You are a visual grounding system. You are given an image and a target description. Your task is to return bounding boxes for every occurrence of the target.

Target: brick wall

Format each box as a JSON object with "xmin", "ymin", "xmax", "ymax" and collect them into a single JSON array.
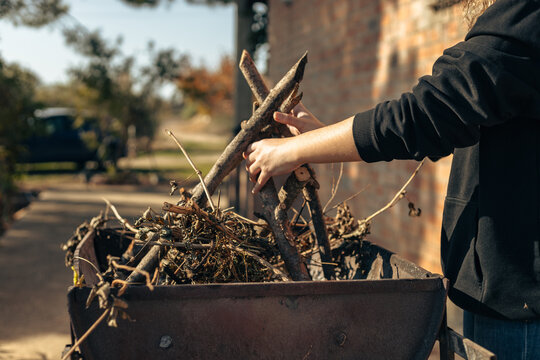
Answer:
[{"xmin": 267, "ymin": 0, "xmax": 468, "ymax": 274}]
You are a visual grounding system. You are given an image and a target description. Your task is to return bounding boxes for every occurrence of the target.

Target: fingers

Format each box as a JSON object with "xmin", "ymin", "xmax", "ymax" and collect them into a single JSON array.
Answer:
[
  {"xmin": 247, "ymin": 162, "xmax": 260, "ymax": 183},
  {"xmin": 273, "ymin": 112, "xmax": 299, "ymax": 127},
  {"xmin": 243, "ymin": 143, "xmax": 255, "ymax": 160},
  {"xmin": 242, "ymin": 139, "xmax": 271, "ymax": 193},
  {"xmin": 252, "ymin": 171, "xmax": 270, "ymax": 195},
  {"xmin": 244, "ymin": 143, "xmax": 260, "ymax": 183},
  {"xmin": 243, "ymin": 143, "xmax": 256, "ymax": 168}
]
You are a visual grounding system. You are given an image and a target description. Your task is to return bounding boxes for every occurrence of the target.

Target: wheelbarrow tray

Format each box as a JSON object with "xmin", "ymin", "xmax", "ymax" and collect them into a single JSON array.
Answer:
[{"xmin": 68, "ymin": 229, "xmax": 448, "ymax": 360}]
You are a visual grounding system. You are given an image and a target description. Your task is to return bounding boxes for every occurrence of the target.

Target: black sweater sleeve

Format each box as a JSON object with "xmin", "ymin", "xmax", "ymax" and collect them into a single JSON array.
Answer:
[{"xmin": 352, "ymin": 2, "xmax": 540, "ymax": 162}]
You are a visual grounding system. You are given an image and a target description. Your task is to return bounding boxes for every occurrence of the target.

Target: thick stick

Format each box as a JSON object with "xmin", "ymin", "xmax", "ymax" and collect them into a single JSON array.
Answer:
[
  {"xmin": 240, "ymin": 50, "xmax": 334, "ymax": 280},
  {"xmin": 303, "ymin": 181, "xmax": 335, "ymax": 280},
  {"xmin": 259, "ymin": 178, "xmax": 310, "ymax": 281},
  {"xmin": 126, "ymin": 232, "xmax": 160, "ymax": 284},
  {"xmin": 239, "ymin": 51, "xmax": 310, "ymax": 280},
  {"xmin": 277, "ymin": 166, "xmax": 311, "ymax": 214},
  {"xmin": 190, "ymin": 51, "xmax": 308, "ymax": 206}
]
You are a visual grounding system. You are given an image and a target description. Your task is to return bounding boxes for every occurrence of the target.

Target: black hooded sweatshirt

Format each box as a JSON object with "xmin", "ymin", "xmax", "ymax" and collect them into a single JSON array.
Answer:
[{"xmin": 352, "ymin": 0, "xmax": 540, "ymax": 320}]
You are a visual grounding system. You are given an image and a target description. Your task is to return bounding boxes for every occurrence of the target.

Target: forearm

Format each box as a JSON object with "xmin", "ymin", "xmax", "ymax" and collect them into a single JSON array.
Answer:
[{"xmin": 291, "ymin": 116, "xmax": 362, "ymax": 164}]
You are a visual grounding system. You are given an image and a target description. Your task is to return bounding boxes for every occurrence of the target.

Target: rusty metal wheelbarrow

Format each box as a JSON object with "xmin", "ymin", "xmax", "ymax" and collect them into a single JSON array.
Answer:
[{"xmin": 66, "ymin": 229, "xmax": 495, "ymax": 359}]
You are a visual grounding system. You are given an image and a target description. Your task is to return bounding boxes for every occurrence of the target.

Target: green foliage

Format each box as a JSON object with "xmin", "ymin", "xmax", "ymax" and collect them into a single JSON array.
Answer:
[
  {"xmin": 119, "ymin": 0, "xmax": 173, "ymax": 7},
  {"xmin": 62, "ymin": 25, "xmax": 186, "ymax": 144},
  {"xmin": 0, "ymin": 0, "xmax": 67, "ymax": 233},
  {"xmin": 0, "ymin": 0, "xmax": 68, "ymax": 27},
  {"xmin": 0, "ymin": 58, "xmax": 39, "ymax": 229},
  {"xmin": 63, "ymin": 28, "xmax": 121, "ymax": 60}
]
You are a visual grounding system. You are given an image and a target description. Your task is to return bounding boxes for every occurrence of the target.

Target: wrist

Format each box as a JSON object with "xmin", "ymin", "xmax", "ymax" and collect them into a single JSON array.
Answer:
[{"xmin": 285, "ymin": 135, "xmax": 305, "ymax": 167}]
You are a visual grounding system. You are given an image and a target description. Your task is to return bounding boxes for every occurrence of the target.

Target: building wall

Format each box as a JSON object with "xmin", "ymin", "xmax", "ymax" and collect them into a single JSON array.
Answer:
[{"xmin": 267, "ymin": 0, "xmax": 468, "ymax": 274}]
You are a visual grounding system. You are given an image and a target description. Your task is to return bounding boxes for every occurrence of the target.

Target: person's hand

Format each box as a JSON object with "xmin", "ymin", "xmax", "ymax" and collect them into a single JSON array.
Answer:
[
  {"xmin": 243, "ymin": 137, "xmax": 301, "ymax": 194},
  {"xmin": 273, "ymin": 102, "xmax": 324, "ymax": 135}
]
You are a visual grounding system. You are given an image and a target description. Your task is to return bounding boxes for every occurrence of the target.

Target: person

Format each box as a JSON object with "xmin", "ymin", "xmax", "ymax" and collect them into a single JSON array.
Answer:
[{"xmin": 243, "ymin": 0, "xmax": 540, "ymax": 358}]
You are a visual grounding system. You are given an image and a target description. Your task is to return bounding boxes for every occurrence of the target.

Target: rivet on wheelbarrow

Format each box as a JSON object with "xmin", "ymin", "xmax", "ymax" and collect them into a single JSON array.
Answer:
[
  {"xmin": 159, "ymin": 335, "xmax": 173, "ymax": 349},
  {"xmin": 334, "ymin": 331, "xmax": 347, "ymax": 347}
]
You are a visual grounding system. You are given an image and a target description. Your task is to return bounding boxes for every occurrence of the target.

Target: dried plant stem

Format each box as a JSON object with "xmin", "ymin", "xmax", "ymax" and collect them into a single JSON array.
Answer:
[
  {"xmin": 134, "ymin": 240, "xmax": 214, "ymax": 250},
  {"xmin": 111, "ymin": 279, "xmax": 130, "ymax": 296},
  {"xmin": 111, "ymin": 260, "xmax": 154, "ymax": 290},
  {"xmin": 224, "ymin": 243, "xmax": 290, "ymax": 281},
  {"xmin": 323, "ymin": 163, "xmax": 344, "ymax": 214},
  {"xmin": 329, "ymin": 185, "xmax": 371, "ymax": 213},
  {"xmin": 365, "ymin": 160, "xmax": 425, "ymax": 223},
  {"xmin": 126, "ymin": 240, "xmax": 161, "ymax": 284},
  {"xmin": 61, "ymin": 308, "xmax": 109, "ymax": 360},
  {"xmin": 229, "ymin": 212, "xmax": 268, "ymax": 227},
  {"xmin": 166, "ymin": 129, "xmax": 216, "ymax": 212},
  {"xmin": 163, "ymin": 202, "xmax": 242, "ymax": 244},
  {"xmin": 73, "ymin": 256, "xmax": 100, "ymax": 276},
  {"xmin": 103, "ymin": 199, "xmax": 138, "ymax": 233},
  {"xmin": 161, "ymin": 203, "xmax": 290, "ymax": 281},
  {"xmin": 291, "ymin": 200, "xmax": 308, "ymax": 226},
  {"xmin": 134, "ymin": 237, "xmax": 289, "ymax": 281},
  {"xmin": 162, "ymin": 202, "xmax": 290, "ymax": 280}
]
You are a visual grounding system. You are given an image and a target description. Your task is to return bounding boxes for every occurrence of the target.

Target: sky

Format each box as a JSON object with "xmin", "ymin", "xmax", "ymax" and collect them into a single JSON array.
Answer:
[{"xmin": 0, "ymin": 0, "xmax": 236, "ymax": 85}]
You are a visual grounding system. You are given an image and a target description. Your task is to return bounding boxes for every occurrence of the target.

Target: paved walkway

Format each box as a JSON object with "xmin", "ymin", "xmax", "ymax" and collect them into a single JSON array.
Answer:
[{"xmin": 0, "ymin": 183, "xmax": 173, "ymax": 360}]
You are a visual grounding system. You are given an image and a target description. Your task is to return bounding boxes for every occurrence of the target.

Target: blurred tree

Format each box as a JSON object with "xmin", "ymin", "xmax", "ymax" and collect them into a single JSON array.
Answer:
[
  {"xmin": 62, "ymin": 26, "xmax": 187, "ymax": 151},
  {"xmin": 120, "ymin": 0, "xmax": 269, "ymax": 136},
  {"xmin": 0, "ymin": 59, "xmax": 39, "ymax": 231},
  {"xmin": 35, "ymin": 82, "xmax": 100, "ymax": 112},
  {"xmin": 0, "ymin": 0, "xmax": 66, "ymax": 232},
  {"xmin": 0, "ymin": 0, "xmax": 68, "ymax": 27},
  {"xmin": 177, "ymin": 55, "xmax": 234, "ymax": 117}
]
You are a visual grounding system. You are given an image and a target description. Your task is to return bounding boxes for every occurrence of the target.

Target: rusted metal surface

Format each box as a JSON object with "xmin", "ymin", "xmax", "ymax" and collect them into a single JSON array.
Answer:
[
  {"xmin": 442, "ymin": 327, "xmax": 497, "ymax": 360},
  {"xmin": 69, "ymin": 240, "xmax": 448, "ymax": 360}
]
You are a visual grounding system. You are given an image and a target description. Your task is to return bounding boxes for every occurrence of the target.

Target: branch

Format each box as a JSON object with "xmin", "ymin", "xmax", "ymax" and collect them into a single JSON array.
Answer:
[
  {"xmin": 61, "ymin": 308, "xmax": 109, "ymax": 360},
  {"xmin": 322, "ymin": 163, "xmax": 344, "ymax": 214},
  {"xmin": 302, "ymin": 168, "xmax": 334, "ymax": 280},
  {"xmin": 126, "ymin": 232, "xmax": 161, "ymax": 284},
  {"xmin": 277, "ymin": 166, "xmax": 311, "ymax": 213},
  {"xmin": 224, "ymin": 243, "xmax": 290, "ymax": 282},
  {"xmin": 240, "ymin": 50, "xmax": 330, "ymax": 280},
  {"xmin": 103, "ymin": 198, "xmax": 138, "ymax": 233},
  {"xmin": 365, "ymin": 160, "xmax": 425, "ymax": 223},
  {"xmin": 328, "ymin": 185, "xmax": 370, "ymax": 213},
  {"xmin": 258, "ymin": 178, "xmax": 311, "ymax": 281},
  {"xmin": 166, "ymin": 129, "xmax": 216, "ymax": 211},
  {"xmin": 190, "ymin": 51, "xmax": 308, "ymax": 206}
]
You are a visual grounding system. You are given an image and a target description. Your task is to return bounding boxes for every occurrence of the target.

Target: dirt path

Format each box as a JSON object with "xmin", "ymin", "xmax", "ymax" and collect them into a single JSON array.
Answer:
[{"xmin": 0, "ymin": 183, "xmax": 172, "ymax": 360}]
